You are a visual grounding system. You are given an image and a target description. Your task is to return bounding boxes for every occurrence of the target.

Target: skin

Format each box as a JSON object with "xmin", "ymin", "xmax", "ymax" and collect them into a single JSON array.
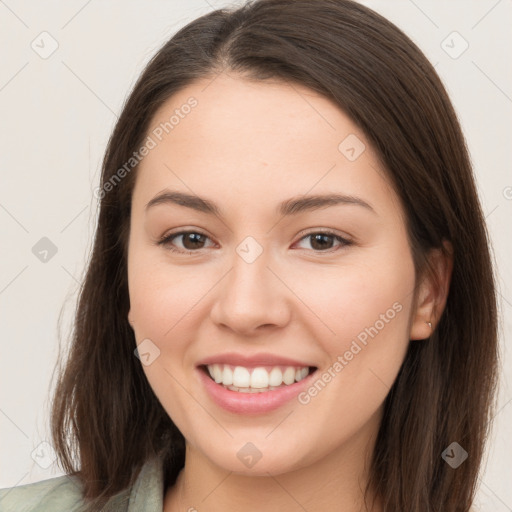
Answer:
[{"xmin": 126, "ymin": 72, "xmax": 451, "ymax": 512}]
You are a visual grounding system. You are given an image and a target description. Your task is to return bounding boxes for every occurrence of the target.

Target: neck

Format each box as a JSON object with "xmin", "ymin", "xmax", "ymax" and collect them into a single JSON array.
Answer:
[{"xmin": 164, "ymin": 411, "xmax": 383, "ymax": 512}]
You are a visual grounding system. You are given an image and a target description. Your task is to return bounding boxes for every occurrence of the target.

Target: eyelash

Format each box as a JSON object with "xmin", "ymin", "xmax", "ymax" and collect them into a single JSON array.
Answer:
[{"xmin": 156, "ymin": 229, "xmax": 353, "ymax": 255}]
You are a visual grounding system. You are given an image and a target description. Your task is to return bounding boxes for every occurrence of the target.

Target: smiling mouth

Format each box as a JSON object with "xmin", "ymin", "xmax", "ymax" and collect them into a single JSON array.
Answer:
[{"xmin": 200, "ymin": 364, "xmax": 317, "ymax": 393}]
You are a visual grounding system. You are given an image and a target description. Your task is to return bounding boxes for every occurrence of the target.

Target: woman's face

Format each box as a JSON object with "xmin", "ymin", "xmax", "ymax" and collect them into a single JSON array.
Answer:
[{"xmin": 127, "ymin": 73, "xmax": 427, "ymax": 476}]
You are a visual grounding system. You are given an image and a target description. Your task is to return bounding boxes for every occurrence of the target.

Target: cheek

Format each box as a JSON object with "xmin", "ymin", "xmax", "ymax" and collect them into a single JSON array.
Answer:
[
  {"xmin": 127, "ymin": 246, "xmax": 207, "ymax": 340},
  {"xmin": 297, "ymin": 254, "xmax": 414, "ymax": 350},
  {"xmin": 127, "ymin": 254, "xmax": 211, "ymax": 435},
  {"xmin": 297, "ymin": 251, "xmax": 415, "ymax": 422}
]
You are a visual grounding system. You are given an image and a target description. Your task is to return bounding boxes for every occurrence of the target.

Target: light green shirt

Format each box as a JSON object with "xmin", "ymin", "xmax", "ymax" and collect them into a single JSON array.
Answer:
[
  {"xmin": 0, "ymin": 455, "xmax": 164, "ymax": 511},
  {"xmin": 0, "ymin": 458, "xmax": 482, "ymax": 511}
]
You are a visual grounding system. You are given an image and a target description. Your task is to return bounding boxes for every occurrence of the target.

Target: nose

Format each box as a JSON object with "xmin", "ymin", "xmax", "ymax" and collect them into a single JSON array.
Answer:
[{"xmin": 209, "ymin": 247, "xmax": 291, "ymax": 337}]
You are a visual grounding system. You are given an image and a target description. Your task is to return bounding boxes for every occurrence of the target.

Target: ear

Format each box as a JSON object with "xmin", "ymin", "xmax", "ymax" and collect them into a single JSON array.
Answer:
[
  {"xmin": 127, "ymin": 309, "xmax": 134, "ymax": 329},
  {"xmin": 410, "ymin": 241, "xmax": 453, "ymax": 340}
]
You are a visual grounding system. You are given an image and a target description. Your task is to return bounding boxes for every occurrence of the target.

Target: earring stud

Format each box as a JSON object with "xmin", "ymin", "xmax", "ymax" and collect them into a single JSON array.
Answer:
[{"xmin": 426, "ymin": 321, "xmax": 432, "ymax": 330}]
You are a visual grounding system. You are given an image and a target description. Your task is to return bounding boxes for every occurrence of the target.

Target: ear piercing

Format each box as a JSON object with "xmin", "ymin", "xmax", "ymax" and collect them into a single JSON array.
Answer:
[{"xmin": 426, "ymin": 321, "xmax": 432, "ymax": 330}]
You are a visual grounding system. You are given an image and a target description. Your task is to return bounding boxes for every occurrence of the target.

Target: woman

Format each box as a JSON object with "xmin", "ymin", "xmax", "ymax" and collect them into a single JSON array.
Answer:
[{"xmin": 0, "ymin": 0, "xmax": 498, "ymax": 510}]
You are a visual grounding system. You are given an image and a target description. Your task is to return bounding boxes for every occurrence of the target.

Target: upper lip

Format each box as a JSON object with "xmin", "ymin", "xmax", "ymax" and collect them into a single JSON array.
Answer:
[{"xmin": 197, "ymin": 352, "xmax": 315, "ymax": 368}]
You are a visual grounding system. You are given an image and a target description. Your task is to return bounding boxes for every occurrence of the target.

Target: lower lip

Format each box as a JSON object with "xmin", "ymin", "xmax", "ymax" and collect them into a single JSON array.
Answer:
[{"xmin": 197, "ymin": 367, "xmax": 316, "ymax": 414}]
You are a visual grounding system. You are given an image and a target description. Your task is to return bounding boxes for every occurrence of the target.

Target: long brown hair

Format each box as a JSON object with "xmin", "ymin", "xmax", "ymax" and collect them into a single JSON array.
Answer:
[{"xmin": 50, "ymin": 1, "xmax": 499, "ymax": 510}]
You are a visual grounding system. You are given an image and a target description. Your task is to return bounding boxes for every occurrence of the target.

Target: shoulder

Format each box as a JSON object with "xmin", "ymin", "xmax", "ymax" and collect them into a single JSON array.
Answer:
[
  {"xmin": 0, "ymin": 473, "xmax": 86, "ymax": 512},
  {"xmin": 0, "ymin": 455, "xmax": 165, "ymax": 512}
]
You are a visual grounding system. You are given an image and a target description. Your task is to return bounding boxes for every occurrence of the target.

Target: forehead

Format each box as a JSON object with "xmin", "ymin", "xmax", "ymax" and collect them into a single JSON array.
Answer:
[{"xmin": 132, "ymin": 72, "xmax": 401, "ymax": 221}]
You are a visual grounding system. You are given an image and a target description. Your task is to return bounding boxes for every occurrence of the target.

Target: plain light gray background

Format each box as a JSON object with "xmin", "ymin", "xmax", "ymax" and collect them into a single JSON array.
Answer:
[{"xmin": 0, "ymin": 0, "xmax": 511, "ymax": 510}]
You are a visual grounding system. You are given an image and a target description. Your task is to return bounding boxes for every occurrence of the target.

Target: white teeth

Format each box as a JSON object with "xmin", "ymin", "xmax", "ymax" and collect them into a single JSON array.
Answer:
[
  {"xmin": 205, "ymin": 364, "xmax": 312, "ymax": 391},
  {"xmin": 228, "ymin": 385, "xmax": 272, "ymax": 393},
  {"xmin": 232, "ymin": 366, "xmax": 251, "ymax": 387},
  {"xmin": 222, "ymin": 365, "xmax": 233, "ymax": 386},
  {"xmin": 283, "ymin": 367, "xmax": 296, "ymax": 385},
  {"xmin": 269, "ymin": 367, "xmax": 283, "ymax": 387},
  {"xmin": 212, "ymin": 364, "xmax": 222, "ymax": 384},
  {"xmin": 250, "ymin": 367, "xmax": 269, "ymax": 388}
]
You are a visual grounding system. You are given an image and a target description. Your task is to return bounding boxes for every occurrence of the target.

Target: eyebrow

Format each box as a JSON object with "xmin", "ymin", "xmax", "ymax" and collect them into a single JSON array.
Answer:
[{"xmin": 145, "ymin": 190, "xmax": 376, "ymax": 217}]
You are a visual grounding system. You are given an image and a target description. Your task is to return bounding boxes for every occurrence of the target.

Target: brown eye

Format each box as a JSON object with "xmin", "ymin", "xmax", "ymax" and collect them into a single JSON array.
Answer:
[
  {"xmin": 309, "ymin": 233, "xmax": 336, "ymax": 251},
  {"xmin": 295, "ymin": 231, "xmax": 352, "ymax": 252},
  {"xmin": 157, "ymin": 229, "xmax": 352, "ymax": 255},
  {"xmin": 158, "ymin": 231, "xmax": 214, "ymax": 254}
]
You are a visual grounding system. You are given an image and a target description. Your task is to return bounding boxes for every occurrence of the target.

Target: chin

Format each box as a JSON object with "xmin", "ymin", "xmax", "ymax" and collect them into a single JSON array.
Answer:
[{"xmin": 196, "ymin": 438, "xmax": 312, "ymax": 476}]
